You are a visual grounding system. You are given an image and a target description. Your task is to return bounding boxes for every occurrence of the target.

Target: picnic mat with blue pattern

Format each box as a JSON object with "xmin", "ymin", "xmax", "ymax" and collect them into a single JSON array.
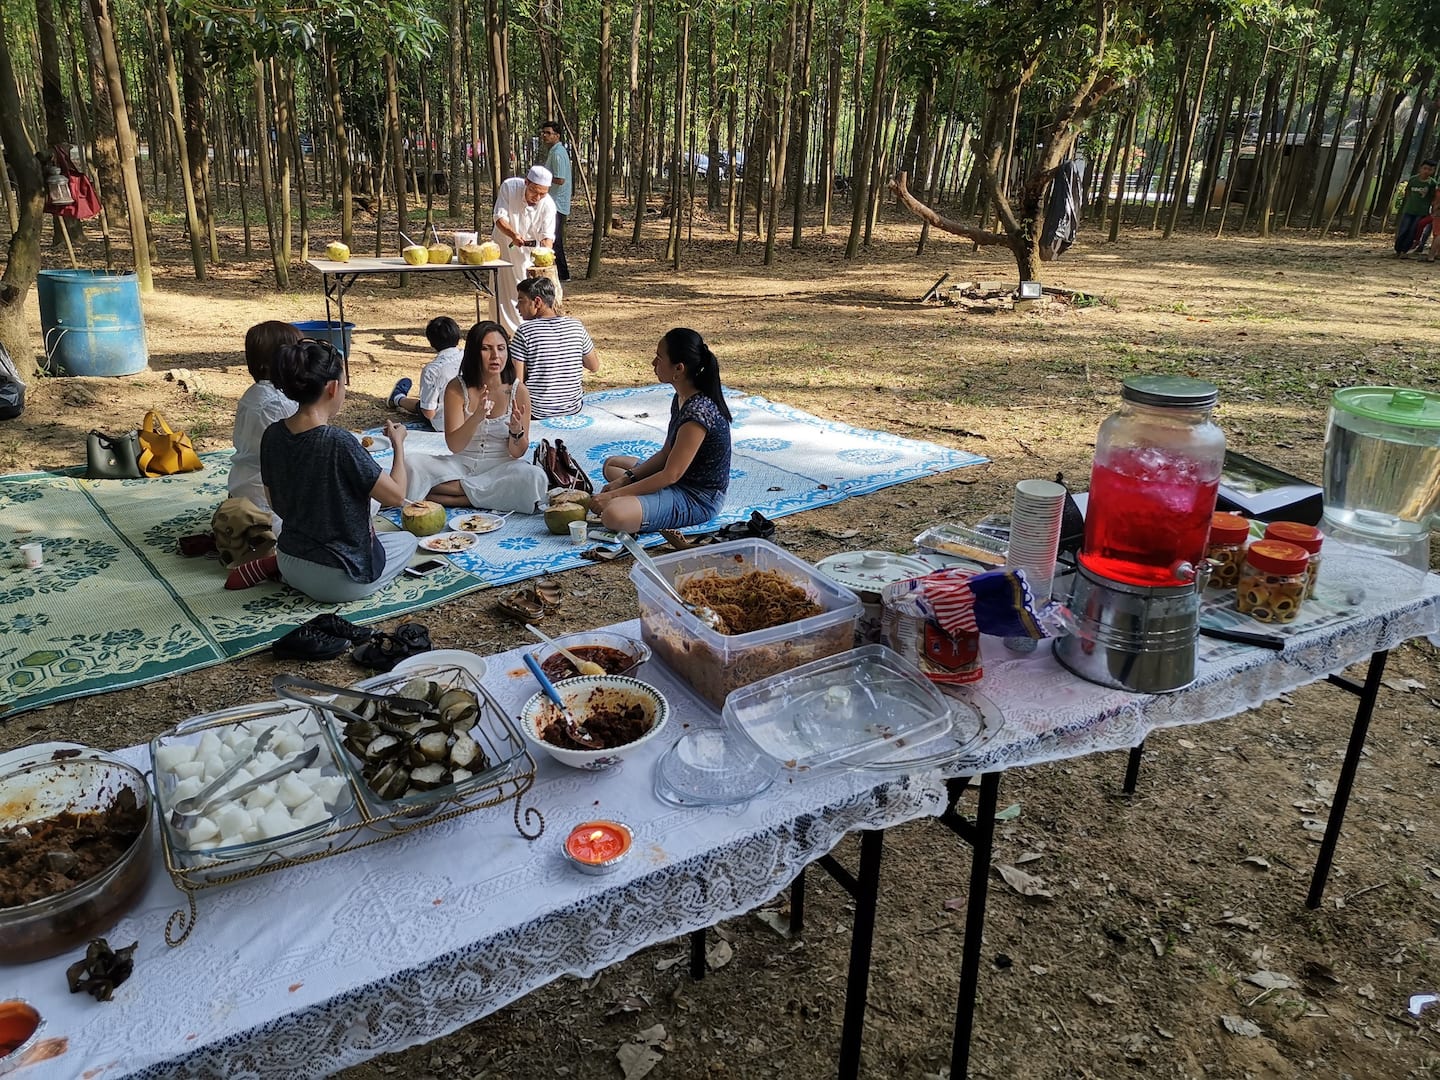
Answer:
[{"xmin": 0, "ymin": 386, "xmax": 985, "ymax": 719}]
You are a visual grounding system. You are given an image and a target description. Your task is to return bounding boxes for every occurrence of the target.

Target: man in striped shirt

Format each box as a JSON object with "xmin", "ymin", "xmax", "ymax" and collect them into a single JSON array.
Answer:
[{"xmin": 510, "ymin": 278, "xmax": 600, "ymax": 418}]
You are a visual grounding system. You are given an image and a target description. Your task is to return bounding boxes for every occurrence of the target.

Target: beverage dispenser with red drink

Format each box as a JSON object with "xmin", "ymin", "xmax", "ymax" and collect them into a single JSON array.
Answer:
[{"xmin": 1055, "ymin": 376, "xmax": 1225, "ymax": 692}]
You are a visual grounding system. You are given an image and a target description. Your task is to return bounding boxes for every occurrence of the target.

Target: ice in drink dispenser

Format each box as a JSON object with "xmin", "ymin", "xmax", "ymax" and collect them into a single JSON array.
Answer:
[{"xmin": 1056, "ymin": 376, "xmax": 1225, "ymax": 693}]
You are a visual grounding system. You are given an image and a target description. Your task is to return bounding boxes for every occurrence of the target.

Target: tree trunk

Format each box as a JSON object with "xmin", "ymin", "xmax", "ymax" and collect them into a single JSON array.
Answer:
[
  {"xmin": 156, "ymin": 0, "xmax": 205, "ymax": 278},
  {"xmin": 819, "ymin": 0, "xmax": 846, "ymax": 233},
  {"xmin": 88, "ymin": 0, "xmax": 151, "ymax": 291},
  {"xmin": 588, "ymin": 0, "xmax": 613, "ymax": 277},
  {"xmin": 1258, "ymin": 39, "xmax": 1308, "ymax": 237},
  {"xmin": 1284, "ymin": 40, "xmax": 1339, "ymax": 226},
  {"xmin": 1352, "ymin": 89, "xmax": 1401, "ymax": 238},
  {"xmin": 385, "ymin": 53, "xmax": 409, "ymax": 269},
  {"xmin": 667, "ymin": 8, "xmax": 692, "ymax": 267},
  {"xmin": 706, "ymin": 20, "xmax": 722, "ymax": 211},
  {"xmin": 1215, "ymin": 52, "xmax": 1260, "ymax": 238},
  {"xmin": 486, "ymin": 0, "xmax": 514, "ymax": 182},
  {"xmin": 324, "ymin": 40, "xmax": 353, "ymax": 249},
  {"xmin": 1164, "ymin": 24, "xmax": 1215, "ymax": 238},
  {"xmin": 1241, "ymin": 63, "xmax": 1281, "ymax": 230},
  {"xmin": 846, "ymin": 0, "xmax": 869, "ymax": 186},
  {"xmin": 625, "ymin": 0, "xmax": 643, "ymax": 200},
  {"xmin": 252, "ymin": 59, "xmax": 287, "ymax": 287},
  {"xmin": 1324, "ymin": 84, "xmax": 1399, "ymax": 234},
  {"xmin": 1110, "ymin": 93, "xmax": 1139, "ymax": 242},
  {"xmin": 0, "ymin": 3, "xmax": 49, "ymax": 376},
  {"xmin": 632, "ymin": 0, "xmax": 656, "ymax": 244},
  {"xmin": 1309, "ymin": 14, "xmax": 1366, "ymax": 230},
  {"xmin": 1373, "ymin": 74, "xmax": 1430, "ymax": 233},
  {"xmin": 844, "ymin": 34, "xmax": 887, "ymax": 258},
  {"xmin": 448, "ymin": 2, "xmax": 464, "ymax": 218},
  {"xmin": 271, "ymin": 60, "xmax": 294, "ymax": 268},
  {"xmin": 78, "ymin": 0, "xmax": 126, "ymax": 248},
  {"xmin": 180, "ymin": 23, "xmax": 219, "ymax": 263},
  {"xmin": 1193, "ymin": 53, "xmax": 1239, "ymax": 225},
  {"xmin": 789, "ymin": 0, "xmax": 816, "ymax": 248},
  {"xmin": 726, "ymin": 1, "xmax": 741, "ymax": 234},
  {"xmin": 763, "ymin": 2, "xmax": 798, "ymax": 264}
]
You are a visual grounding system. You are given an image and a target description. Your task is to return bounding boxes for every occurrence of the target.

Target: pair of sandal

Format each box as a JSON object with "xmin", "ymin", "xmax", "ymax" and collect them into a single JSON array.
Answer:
[
  {"xmin": 495, "ymin": 578, "xmax": 563, "ymax": 622},
  {"xmin": 660, "ymin": 511, "xmax": 778, "ymax": 551}
]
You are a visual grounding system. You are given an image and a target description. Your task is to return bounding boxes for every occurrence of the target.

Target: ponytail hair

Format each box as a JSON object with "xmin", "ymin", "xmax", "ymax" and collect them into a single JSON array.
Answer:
[
  {"xmin": 662, "ymin": 327, "xmax": 731, "ymax": 421},
  {"xmin": 272, "ymin": 338, "xmax": 344, "ymax": 405}
]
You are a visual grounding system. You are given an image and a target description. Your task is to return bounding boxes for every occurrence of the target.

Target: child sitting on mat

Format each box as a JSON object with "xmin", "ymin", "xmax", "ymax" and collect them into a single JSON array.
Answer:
[
  {"xmin": 389, "ymin": 316, "xmax": 463, "ymax": 431},
  {"xmin": 230, "ymin": 320, "xmax": 303, "ymax": 517}
]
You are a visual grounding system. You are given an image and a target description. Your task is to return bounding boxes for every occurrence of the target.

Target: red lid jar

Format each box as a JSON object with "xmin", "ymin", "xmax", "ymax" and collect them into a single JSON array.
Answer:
[
  {"xmin": 1244, "ymin": 540, "xmax": 1309, "ymax": 576},
  {"xmin": 1262, "ymin": 522, "xmax": 1324, "ymax": 599},
  {"xmin": 1204, "ymin": 512, "xmax": 1251, "ymax": 590}
]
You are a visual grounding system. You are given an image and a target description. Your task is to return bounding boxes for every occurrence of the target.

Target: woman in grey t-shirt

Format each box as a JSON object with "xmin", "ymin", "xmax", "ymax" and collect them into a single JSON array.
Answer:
[
  {"xmin": 261, "ymin": 340, "xmax": 418, "ymax": 603},
  {"xmin": 593, "ymin": 328, "xmax": 732, "ymax": 533}
]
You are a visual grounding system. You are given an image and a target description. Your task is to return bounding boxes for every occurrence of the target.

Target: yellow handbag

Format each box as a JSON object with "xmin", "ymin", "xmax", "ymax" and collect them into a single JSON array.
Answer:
[{"xmin": 138, "ymin": 410, "xmax": 203, "ymax": 476}]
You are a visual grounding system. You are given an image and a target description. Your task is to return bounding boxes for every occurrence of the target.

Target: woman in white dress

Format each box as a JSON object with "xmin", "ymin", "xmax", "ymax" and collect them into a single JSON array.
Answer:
[{"xmin": 404, "ymin": 321, "xmax": 548, "ymax": 513}]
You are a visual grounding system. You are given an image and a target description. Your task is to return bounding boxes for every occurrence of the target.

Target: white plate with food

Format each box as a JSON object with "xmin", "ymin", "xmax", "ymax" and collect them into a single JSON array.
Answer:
[
  {"xmin": 418, "ymin": 532, "xmax": 478, "ymax": 553},
  {"xmin": 451, "ymin": 512, "xmax": 506, "ymax": 534},
  {"xmin": 357, "ymin": 433, "xmax": 392, "ymax": 454}
]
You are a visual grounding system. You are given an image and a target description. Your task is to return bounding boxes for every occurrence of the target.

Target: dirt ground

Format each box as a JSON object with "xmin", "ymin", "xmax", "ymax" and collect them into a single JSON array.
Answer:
[{"xmin": 5, "ymin": 208, "xmax": 1440, "ymax": 1079}]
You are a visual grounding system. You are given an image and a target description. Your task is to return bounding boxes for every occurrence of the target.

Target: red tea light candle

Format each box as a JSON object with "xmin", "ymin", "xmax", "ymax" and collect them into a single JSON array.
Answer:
[{"xmin": 563, "ymin": 820, "xmax": 633, "ymax": 875}]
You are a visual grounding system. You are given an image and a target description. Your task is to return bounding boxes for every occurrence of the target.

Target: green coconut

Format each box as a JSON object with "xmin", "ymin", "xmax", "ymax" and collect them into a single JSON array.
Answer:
[
  {"xmin": 544, "ymin": 503, "xmax": 587, "ymax": 535},
  {"xmin": 401, "ymin": 501, "xmax": 448, "ymax": 536}
]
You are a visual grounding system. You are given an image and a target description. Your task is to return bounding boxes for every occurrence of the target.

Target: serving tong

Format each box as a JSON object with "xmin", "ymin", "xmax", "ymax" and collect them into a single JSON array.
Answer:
[
  {"xmin": 170, "ymin": 745, "xmax": 320, "ymax": 831},
  {"xmin": 272, "ymin": 674, "xmax": 437, "ymax": 729},
  {"xmin": 616, "ymin": 532, "xmax": 726, "ymax": 632}
]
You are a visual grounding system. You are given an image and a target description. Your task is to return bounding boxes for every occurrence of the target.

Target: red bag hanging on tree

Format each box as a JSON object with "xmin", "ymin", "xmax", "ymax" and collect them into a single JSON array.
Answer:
[{"xmin": 45, "ymin": 145, "xmax": 100, "ymax": 220}]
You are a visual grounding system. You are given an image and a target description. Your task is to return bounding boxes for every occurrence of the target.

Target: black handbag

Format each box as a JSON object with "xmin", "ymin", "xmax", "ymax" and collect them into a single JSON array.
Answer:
[{"xmin": 86, "ymin": 430, "xmax": 145, "ymax": 480}]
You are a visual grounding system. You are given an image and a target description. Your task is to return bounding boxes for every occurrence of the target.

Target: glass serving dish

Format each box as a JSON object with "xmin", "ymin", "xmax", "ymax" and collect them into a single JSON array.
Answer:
[
  {"xmin": 722, "ymin": 644, "xmax": 956, "ymax": 772},
  {"xmin": 527, "ymin": 630, "xmax": 651, "ymax": 681},
  {"xmin": 150, "ymin": 701, "xmax": 356, "ymax": 873},
  {"xmin": 318, "ymin": 662, "xmax": 530, "ymax": 819},
  {"xmin": 0, "ymin": 757, "xmax": 154, "ymax": 964},
  {"xmin": 652, "ymin": 729, "xmax": 778, "ymax": 807},
  {"xmin": 913, "ymin": 523, "xmax": 1008, "ymax": 569}
]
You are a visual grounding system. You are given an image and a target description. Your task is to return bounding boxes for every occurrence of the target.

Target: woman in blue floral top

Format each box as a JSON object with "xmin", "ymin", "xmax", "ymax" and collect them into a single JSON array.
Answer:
[{"xmin": 595, "ymin": 328, "xmax": 732, "ymax": 533}]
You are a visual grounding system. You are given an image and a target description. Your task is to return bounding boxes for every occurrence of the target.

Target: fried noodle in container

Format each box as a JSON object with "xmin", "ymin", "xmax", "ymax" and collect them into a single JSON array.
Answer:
[{"xmin": 881, "ymin": 567, "xmax": 1059, "ymax": 685}]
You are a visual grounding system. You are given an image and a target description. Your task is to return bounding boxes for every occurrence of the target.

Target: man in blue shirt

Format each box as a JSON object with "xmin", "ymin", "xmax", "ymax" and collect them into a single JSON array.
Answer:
[{"xmin": 541, "ymin": 120, "xmax": 572, "ymax": 281}]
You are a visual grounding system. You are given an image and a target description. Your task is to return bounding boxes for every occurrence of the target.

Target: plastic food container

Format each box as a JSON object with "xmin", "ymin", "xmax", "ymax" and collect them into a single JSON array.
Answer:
[
  {"xmin": 630, "ymin": 538, "xmax": 862, "ymax": 710},
  {"xmin": 0, "ymin": 757, "xmax": 153, "ymax": 964},
  {"xmin": 722, "ymin": 645, "xmax": 956, "ymax": 771},
  {"xmin": 1236, "ymin": 540, "xmax": 1309, "ymax": 623},
  {"xmin": 912, "ymin": 524, "xmax": 1008, "ymax": 569}
]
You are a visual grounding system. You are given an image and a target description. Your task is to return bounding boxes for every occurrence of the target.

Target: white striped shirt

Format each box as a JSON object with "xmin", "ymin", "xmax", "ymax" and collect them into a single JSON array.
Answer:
[{"xmin": 511, "ymin": 316, "xmax": 594, "ymax": 417}]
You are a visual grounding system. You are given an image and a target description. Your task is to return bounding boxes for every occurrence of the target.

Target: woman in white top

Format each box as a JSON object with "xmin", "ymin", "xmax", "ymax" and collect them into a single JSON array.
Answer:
[
  {"xmin": 230, "ymin": 320, "xmax": 302, "ymax": 513},
  {"xmin": 403, "ymin": 321, "xmax": 548, "ymax": 513}
]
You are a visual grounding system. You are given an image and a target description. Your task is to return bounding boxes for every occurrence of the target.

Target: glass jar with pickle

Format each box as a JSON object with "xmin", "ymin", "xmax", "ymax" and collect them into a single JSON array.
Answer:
[
  {"xmin": 1204, "ymin": 512, "xmax": 1251, "ymax": 589},
  {"xmin": 1236, "ymin": 540, "xmax": 1309, "ymax": 624}
]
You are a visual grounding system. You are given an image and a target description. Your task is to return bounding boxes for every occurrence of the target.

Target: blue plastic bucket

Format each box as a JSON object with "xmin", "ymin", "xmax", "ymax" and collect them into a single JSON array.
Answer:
[
  {"xmin": 291, "ymin": 319, "xmax": 355, "ymax": 358},
  {"xmin": 37, "ymin": 269, "xmax": 149, "ymax": 377}
]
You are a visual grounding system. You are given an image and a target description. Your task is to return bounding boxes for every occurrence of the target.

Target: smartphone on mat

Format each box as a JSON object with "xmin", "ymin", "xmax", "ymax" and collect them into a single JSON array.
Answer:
[{"xmin": 404, "ymin": 558, "xmax": 448, "ymax": 578}]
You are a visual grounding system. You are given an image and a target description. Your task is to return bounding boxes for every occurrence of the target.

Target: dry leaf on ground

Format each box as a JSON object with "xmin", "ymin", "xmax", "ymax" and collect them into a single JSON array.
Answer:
[
  {"xmin": 995, "ymin": 863, "xmax": 1054, "ymax": 899},
  {"xmin": 1221, "ymin": 1015, "xmax": 1262, "ymax": 1038}
]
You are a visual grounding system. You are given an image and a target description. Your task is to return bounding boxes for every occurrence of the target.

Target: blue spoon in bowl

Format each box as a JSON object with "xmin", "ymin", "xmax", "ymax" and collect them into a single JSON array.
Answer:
[{"xmin": 523, "ymin": 653, "xmax": 601, "ymax": 748}]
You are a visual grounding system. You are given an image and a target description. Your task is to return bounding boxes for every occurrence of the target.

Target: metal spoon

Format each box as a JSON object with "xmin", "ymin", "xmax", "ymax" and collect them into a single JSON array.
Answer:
[
  {"xmin": 525, "ymin": 623, "xmax": 607, "ymax": 677},
  {"xmin": 616, "ymin": 532, "xmax": 727, "ymax": 633},
  {"xmin": 171, "ymin": 745, "xmax": 320, "ymax": 831},
  {"xmin": 522, "ymin": 653, "xmax": 602, "ymax": 749}
]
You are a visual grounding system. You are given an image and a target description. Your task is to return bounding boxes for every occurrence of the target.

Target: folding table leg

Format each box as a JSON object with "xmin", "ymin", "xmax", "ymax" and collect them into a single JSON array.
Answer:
[
  {"xmin": 689, "ymin": 928, "xmax": 706, "ymax": 981},
  {"xmin": 1123, "ymin": 741, "xmax": 1145, "ymax": 794},
  {"xmin": 1308, "ymin": 650, "xmax": 1389, "ymax": 909},
  {"xmin": 836, "ymin": 830, "xmax": 884, "ymax": 1080},
  {"xmin": 949, "ymin": 772, "xmax": 1001, "ymax": 1080},
  {"xmin": 790, "ymin": 867, "xmax": 807, "ymax": 934}
]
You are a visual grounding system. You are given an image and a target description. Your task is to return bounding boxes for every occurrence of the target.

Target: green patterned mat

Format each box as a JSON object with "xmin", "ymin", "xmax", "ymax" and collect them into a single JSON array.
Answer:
[{"xmin": 0, "ymin": 454, "xmax": 481, "ymax": 720}]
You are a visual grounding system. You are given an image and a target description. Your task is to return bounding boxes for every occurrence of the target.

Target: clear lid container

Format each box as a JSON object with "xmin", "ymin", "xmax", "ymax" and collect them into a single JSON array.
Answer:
[
  {"xmin": 721, "ymin": 644, "xmax": 954, "ymax": 771},
  {"xmin": 652, "ymin": 729, "xmax": 778, "ymax": 807}
]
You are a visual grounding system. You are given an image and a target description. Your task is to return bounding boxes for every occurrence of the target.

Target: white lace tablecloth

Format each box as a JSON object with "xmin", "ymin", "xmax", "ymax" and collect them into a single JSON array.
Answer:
[
  {"xmin": 946, "ymin": 544, "xmax": 1440, "ymax": 775},
  {"xmin": 16, "ymin": 627, "xmax": 947, "ymax": 1080}
]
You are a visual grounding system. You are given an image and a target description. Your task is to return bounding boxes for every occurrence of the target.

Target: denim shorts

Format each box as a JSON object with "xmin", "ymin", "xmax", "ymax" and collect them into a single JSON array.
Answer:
[{"xmin": 637, "ymin": 485, "xmax": 725, "ymax": 532}]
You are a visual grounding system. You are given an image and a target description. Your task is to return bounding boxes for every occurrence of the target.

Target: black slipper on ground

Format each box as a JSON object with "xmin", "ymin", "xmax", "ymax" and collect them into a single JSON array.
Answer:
[
  {"xmin": 717, "ymin": 511, "xmax": 777, "ymax": 542},
  {"xmin": 351, "ymin": 622, "xmax": 432, "ymax": 672},
  {"xmin": 273, "ymin": 622, "xmax": 351, "ymax": 662},
  {"xmin": 306, "ymin": 613, "xmax": 375, "ymax": 643}
]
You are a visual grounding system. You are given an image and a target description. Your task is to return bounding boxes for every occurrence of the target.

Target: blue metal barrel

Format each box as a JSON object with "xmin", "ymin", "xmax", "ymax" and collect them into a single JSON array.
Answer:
[
  {"xmin": 291, "ymin": 319, "xmax": 355, "ymax": 358},
  {"xmin": 37, "ymin": 269, "xmax": 149, "ymax": 377}
]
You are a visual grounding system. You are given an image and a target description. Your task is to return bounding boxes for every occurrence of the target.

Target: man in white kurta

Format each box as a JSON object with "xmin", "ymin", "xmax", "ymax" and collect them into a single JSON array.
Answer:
[{"xmin": 491, "ymin": 165, "xmax": 557, "ymax": 333}]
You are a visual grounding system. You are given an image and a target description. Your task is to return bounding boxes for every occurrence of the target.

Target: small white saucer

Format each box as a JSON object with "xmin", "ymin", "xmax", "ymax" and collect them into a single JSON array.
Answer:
[{"xmin": 390, "ymin": 649, "xmax": 488, "ymax": 683}]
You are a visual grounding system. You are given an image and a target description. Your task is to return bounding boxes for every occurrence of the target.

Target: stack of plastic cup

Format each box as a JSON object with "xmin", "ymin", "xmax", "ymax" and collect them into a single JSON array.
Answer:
[
  {"xmin": 1006, "ymin": 478, "xmax": 1067, "ymax": 601},
  {"xmin": 1003, "ymin": 479, "xmax": 1066, "ymax": 654}
]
